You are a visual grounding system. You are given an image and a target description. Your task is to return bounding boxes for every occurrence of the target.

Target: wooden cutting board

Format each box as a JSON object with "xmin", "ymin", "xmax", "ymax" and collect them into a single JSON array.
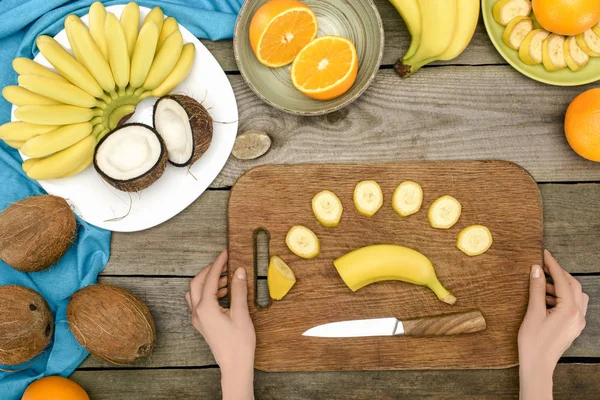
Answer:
[{"xmin": 227, "ymin": 161, "xmax": 542, "ymax": 371}]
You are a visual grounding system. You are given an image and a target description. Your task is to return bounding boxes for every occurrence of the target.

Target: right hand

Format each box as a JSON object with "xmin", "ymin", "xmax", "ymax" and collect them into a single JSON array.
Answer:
[{"xmin": 518, "ymin": 250, "xmax": 589, "ymax": 399}]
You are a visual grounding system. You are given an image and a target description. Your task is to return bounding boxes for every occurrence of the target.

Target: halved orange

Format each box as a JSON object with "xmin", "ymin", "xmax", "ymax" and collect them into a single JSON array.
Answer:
[
  {"xmin": 249, "ymin": 0, "xmax": 318, "ymax": 68},
  {"xmin": 291, "ymin": 36, "xmax": 358, "ymax": 101}
]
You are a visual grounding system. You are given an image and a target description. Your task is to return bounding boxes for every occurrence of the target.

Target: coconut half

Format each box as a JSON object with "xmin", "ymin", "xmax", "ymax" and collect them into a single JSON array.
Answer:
[
  {"xmin": 94, "ymin": 123, "xmax": 167, "ymax": 192},
  {"xmin": 153, "ymin": 94, "xmax": 213, "ymax": 167}
]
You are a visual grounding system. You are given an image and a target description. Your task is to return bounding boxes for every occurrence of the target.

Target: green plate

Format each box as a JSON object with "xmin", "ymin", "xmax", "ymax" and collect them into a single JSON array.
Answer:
[
  {"xmin": 234, "ymin": 0, "xmax": 384, "ymax": 115},
  {"xmin": 482, "ymin": 0, "xmax": 600, "ymax": 86}
]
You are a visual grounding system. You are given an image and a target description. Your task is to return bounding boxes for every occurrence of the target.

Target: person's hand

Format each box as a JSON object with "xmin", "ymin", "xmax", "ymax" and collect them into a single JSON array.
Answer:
[
  {"xmin": 186, "ymin": 250, "xmax": 256, "ymax": 400},
  {"xmin": 518, "ymin": 250, "xmax": 589, "ymax": 400}
]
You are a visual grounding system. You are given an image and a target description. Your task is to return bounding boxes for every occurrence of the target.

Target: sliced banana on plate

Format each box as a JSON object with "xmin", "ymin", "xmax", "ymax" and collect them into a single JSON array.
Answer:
[
  {"xmin": 564, "ymin": 36, "xmax": 590, "ymax": 72},
  {"xmin": 428, "ymin": 195, "xmax": 462, "ymax": 229},
  {"xmin": 493, "ymin": 0, "xmax": 532, "ymax": 26},
  {"xmin": 576, "ymin": 29, "xmax": 600, "ymax": 57},
  {"xmin": 503, "ymin": 16, "xmax": 533, "ymax": 50},
  {"xmin": 392, "ymin": 181, "xmax": 423, "ymax": 217},
  {"xmin": 353, "ymin": 180, "xmax": 383, "ymax": 217},
  {"xmin": 286, "ymin": 225, "xmax": 320, "ymax": 259},
  {"xmin": 519, "ymin": 29, "xmax": 550, "ymax": 65},
  {"xmin": 312, "ymin": 190, "xmax": 343, "ymax": 227},
  {"xmin": 542, "ymin": 34, "xmax": 567, "ymax": 72},
  {"xmin": 457, "ymin": 225, "xmax": 493, "ymax": 256},
  {"xmin": 268, "ymin": 255, "xmax": 297, "ymax": 300}
]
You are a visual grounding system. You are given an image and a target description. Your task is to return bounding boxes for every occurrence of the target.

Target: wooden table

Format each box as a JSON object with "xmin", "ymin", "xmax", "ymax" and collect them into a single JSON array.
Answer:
[{"xmin": 71, "ymin": 2, "xmax": 600, "ymax": 398}]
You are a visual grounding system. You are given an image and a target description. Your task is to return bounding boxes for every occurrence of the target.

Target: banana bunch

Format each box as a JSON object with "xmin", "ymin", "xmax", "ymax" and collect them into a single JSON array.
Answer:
[
  {"xmin": 0, "ymin": 2, "xmax": 196, "ymax": 180},
  {"xmin": 389, "ymin": 0, "xmax": 480, "ymax": 77}
]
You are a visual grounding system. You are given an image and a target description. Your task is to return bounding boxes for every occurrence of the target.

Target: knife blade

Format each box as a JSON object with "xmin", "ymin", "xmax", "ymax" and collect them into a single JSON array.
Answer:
[{"xmin": 302, "ymin": 310, "xmax": 486, "ymax": 338}]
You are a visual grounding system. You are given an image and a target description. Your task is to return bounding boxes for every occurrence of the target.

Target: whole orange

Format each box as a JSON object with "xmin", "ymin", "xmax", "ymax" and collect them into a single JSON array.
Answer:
[
  {"xmin": 565, "ymin": 88, "xmax": 600, "ymax": 162},
  {"xmin": 22, "ymin": 376, "xmax": 89, "ymax": 400},
  {"xmin": 532, "ymin": 0, "xmax": 600, "ymax": 36}
]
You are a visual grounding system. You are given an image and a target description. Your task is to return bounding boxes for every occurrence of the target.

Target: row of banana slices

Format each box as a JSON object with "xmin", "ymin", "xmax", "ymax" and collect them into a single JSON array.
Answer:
[{"xmin": 495, "ymin": 0, "xmax": 600, "ymax": 72}]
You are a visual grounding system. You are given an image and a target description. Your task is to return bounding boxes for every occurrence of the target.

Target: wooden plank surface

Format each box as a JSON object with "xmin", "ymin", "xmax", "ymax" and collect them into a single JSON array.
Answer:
[
  {"xmin": 200, "ymin": 0, "xmax": 504, "ymax": 72},
  {"xmin": 79, "ymin": 275, "xmax": 599, "ymax": 369},
  {"xmin": 207, "ymin": 69, "xmax": 600, "ymax": 189},
  {"xmin": 106, "ymin": 184, "xmax": 600, "ymax": 276},
  {"xmin": 228, "ymin": 161, "xmax": 542, "ymax": 371},
  {"xmin": 71, "ymin": 364, "xmax": 600, "ymax": 399}
]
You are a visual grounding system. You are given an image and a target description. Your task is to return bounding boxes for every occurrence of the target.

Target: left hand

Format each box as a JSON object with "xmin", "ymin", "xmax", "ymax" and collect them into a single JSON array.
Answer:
[{"xmin": 186, "ymin": 250, "xmax": 256, "ymax": 399}]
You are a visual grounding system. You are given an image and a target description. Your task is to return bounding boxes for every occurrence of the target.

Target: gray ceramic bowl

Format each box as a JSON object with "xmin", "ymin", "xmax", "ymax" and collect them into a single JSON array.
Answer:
[{"xmin": 234, "ymin": 0, "xmax": 384, "ymax": 116}]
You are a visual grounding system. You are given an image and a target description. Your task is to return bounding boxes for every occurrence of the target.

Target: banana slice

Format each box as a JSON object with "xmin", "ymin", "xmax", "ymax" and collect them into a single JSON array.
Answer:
[
  {"xmin": 519, "ymin": 29, "xmax": 550, "ymax": 65},
  {"xmin": 392, "ymin": 181, "xmax": 423, "ymax": 217},
  {"xmin": 503, "ymin": 17, "xmax": 533, "ymax": 50},
  {"xmin": 576, "ymin": 29, "xmax": 600, "ymax": 57},
  {"xmin": 353, "ymin": 180, "xmax": 383, "ymax": 217},
  {"xmin": 564, "ymin": 36, "xmax": 590, "ymax": 72},
  {"xmin": 312, "ymin": 190, "xmax": 343, "ymax": 227},
  {"xmin": 268, "ymin": 256, "xmax": 297, "ymax": 300},
  {"xmin": 542, "ymin": 34, "xmax": 567, "ymax": 72},
  {"xmin": 493, "ymin": 0, "xmax": 532, "ymax": 26},
  {"xmin": 594, "ymin": 21, "xmax": 600, "ymax": 38},
  {"xmin": 457, "ymin": 225, "xmax": 493, "ymax": 256},
  {"xmin": 428, "ymin": 195, "xmax": 462, "ymax": 229},
  {"xmin": 286, "ymin": 226, "xmax": 320, "ymax": 259}
]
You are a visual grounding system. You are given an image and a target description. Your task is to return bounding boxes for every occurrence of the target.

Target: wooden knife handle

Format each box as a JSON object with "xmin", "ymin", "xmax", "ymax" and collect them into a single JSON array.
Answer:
[{"xmin": 402, "ymin": 310, "xmax": 487, "ymax": 336}]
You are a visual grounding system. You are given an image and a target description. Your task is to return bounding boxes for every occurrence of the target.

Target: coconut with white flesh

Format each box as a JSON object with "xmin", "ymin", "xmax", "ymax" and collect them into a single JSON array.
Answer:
[
  {"xmin": 94, "ymin": 123, "xmax": 168, "ymax": 192},
  {"xmin": 153, "ymin": 94, "xmax": 213, "ymax": 167}
]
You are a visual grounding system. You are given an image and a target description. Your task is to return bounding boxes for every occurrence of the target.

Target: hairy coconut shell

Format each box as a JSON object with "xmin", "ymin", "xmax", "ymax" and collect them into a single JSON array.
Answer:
[
  {"xmin": 0, "ymin": 285, "xmax": 53, "ymax": 366},
  {"xmin": 0, "ymin": 195, "xmax": 76, "ymax": 272},
  {"xmin": 67, "ymin": 284, "xmax": 156, "ymax": 364},
  {"xmin": 93, "ymin": 123, "xmax": 168, "ymax": 193},
  {"xmin": 153, "ymin": 94, "xmax": 213, "ymax": 167}
]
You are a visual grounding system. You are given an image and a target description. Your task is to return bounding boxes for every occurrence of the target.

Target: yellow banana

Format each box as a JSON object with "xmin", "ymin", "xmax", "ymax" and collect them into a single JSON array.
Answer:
[
  {"xmin": 0, "ymin": 122, "xmax": 58, "ymax": 141},
  {"xmin": 141, "ymin": 30, "xmax": 183, "ymax": 91},
  {"xmin": 334, "ymin": 244, "xmax": 456, "ymax": 305},
  {"xmin": 143, "ymin": 7, "xmax": 164, "ymax": 32},
  {"xmin": 3, "ymin": 140, "xmax": 25, "ymax": 149},
  {"xmin": 388, "ymin": 0, "xmax": 422, "ymax": 60},
  {"xmin": 129, "ymin": 21, "xmax": 160, "ymax": 89},
  {"xmin": 145, "ymin": 42, "xmax": 195, "ymax": 99},
  {"xmin": 24, "ymin": 135, "xmax": 96, "ymax": 180},
  {"xmin": 67, "ymin": 17, "xmax": 116, "ymax": 95},
  {"xmin": 120, "ymin": 2, "xmax": 140, "ymax": 58},
  {"xmin": 18, "ymin": 74, "xmax": 102, "ymax": 108},
  {"xmin": 15, "ymin": 105, "xmax": 99, "ymax": 125},
  {"xmin": 21, "ymin": 122, "xmax": 93, "ymax": 158},
  {"xmin": 89, "ymin": 2, "xmax": 108, "ymax": 59},
  {"xmin": 12, "ymin": 57, "xmax": 68, "ymax": 82},
  {"xmin": 65, "ymin": 14, "xmax": 85, "ymax": 63},
  {"xmin": 438, "ymin": 0, "xmax": 480, "ymax": 61},
  {"xmin": 157, "ymin": 17, "xmax": 179, "ymax": 51},
  {"xmin": 108, "ymin": 104, "xmax": 136, "ymax": 129},
  {"xmin": 105, "ymin": 12, "xmax": 130, "ymax": 93},
  {"xmin": 396, "ymin": 0, "xmax": 457, "ymax": 77},
  {"xmin": 61, "ymin": 154, "xmax": 94, "ymax": 178},
  {"xmin": 2, "ymin": 86, "xmax": 60, "ymax": 106},
  {"xmin": 36, "ymin": 35, "xmax": 104, "ymax": 98}
]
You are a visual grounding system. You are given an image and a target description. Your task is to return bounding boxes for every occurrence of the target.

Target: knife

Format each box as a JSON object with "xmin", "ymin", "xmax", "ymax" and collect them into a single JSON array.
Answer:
[{"xmin": 302, "ymin": 310, "xmax": 486, "ymax": 338}]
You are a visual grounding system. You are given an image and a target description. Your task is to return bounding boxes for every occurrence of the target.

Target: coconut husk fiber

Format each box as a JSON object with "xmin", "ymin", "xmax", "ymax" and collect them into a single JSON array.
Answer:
[
  {"xmin": 0, "ymin": 285, "xmax": 53, "ymax": 366},
  {"xmin": 0, "ymin": 195, "xmax": 76, "ymax": 272},
  {"xmin": 67, "ymin": 284, "xmax": 156, "ymax": 365}
]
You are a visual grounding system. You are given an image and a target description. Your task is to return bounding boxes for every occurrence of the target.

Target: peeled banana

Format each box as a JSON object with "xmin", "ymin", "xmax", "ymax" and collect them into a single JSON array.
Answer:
[
  {"xmin": 286, "ymin": 225, "xmax": 320, "ymax": 259},
  {"xmin": 457, "ymin": 225, "xmax": 493, "ymax": 256},
  {"xmin": 312, "ymin": 190, "xmax": 343, "ymax": 227},
  {"xmin": 334, "ymin": 244, "xmax": 457, "ymax": 305},
  {"xmin": 392, "ymin": 181, "xmax": 423, "ymax": 216},
  {"xmin": 0, "ymin": 3, "xmax": 196, "ymax": 181},
  {"xmin": 392, "ymin": 0, "xmax": 480, "ymax": 77},
  {"xmin": 353, "ymin": 180, "xmax": 383, "ymax": 217}
]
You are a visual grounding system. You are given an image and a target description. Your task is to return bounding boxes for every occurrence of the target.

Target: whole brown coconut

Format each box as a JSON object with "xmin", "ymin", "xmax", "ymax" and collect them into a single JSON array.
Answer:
[
  {"xmin": 0, "ymin": 285, "xmax": 53, "ymax": 366},
  {"xmin": 0, "ymin": 195, "xmax": 76, "ymax": 272},
  {"xmin": 67, "ymin": 284, "xmax": 156, "ymax": 364}
]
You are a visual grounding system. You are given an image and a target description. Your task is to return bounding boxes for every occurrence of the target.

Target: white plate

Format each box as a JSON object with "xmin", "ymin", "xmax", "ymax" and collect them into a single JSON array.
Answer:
[{"xmin": 14, "ymin": 5, "xmax": 238, "ymax": 232}]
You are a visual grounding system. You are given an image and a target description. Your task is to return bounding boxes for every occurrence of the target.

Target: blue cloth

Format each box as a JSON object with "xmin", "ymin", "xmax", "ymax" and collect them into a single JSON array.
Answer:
[{"xmin": 0, "ymin": 1, "xmax": 241, "ymax": 398}]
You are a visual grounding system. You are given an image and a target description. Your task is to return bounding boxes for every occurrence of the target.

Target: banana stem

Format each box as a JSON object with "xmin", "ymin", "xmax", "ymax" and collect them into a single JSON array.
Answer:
[{"xmin": 428, "ymin": 279, "xmax": 456, "ymax": 305}]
